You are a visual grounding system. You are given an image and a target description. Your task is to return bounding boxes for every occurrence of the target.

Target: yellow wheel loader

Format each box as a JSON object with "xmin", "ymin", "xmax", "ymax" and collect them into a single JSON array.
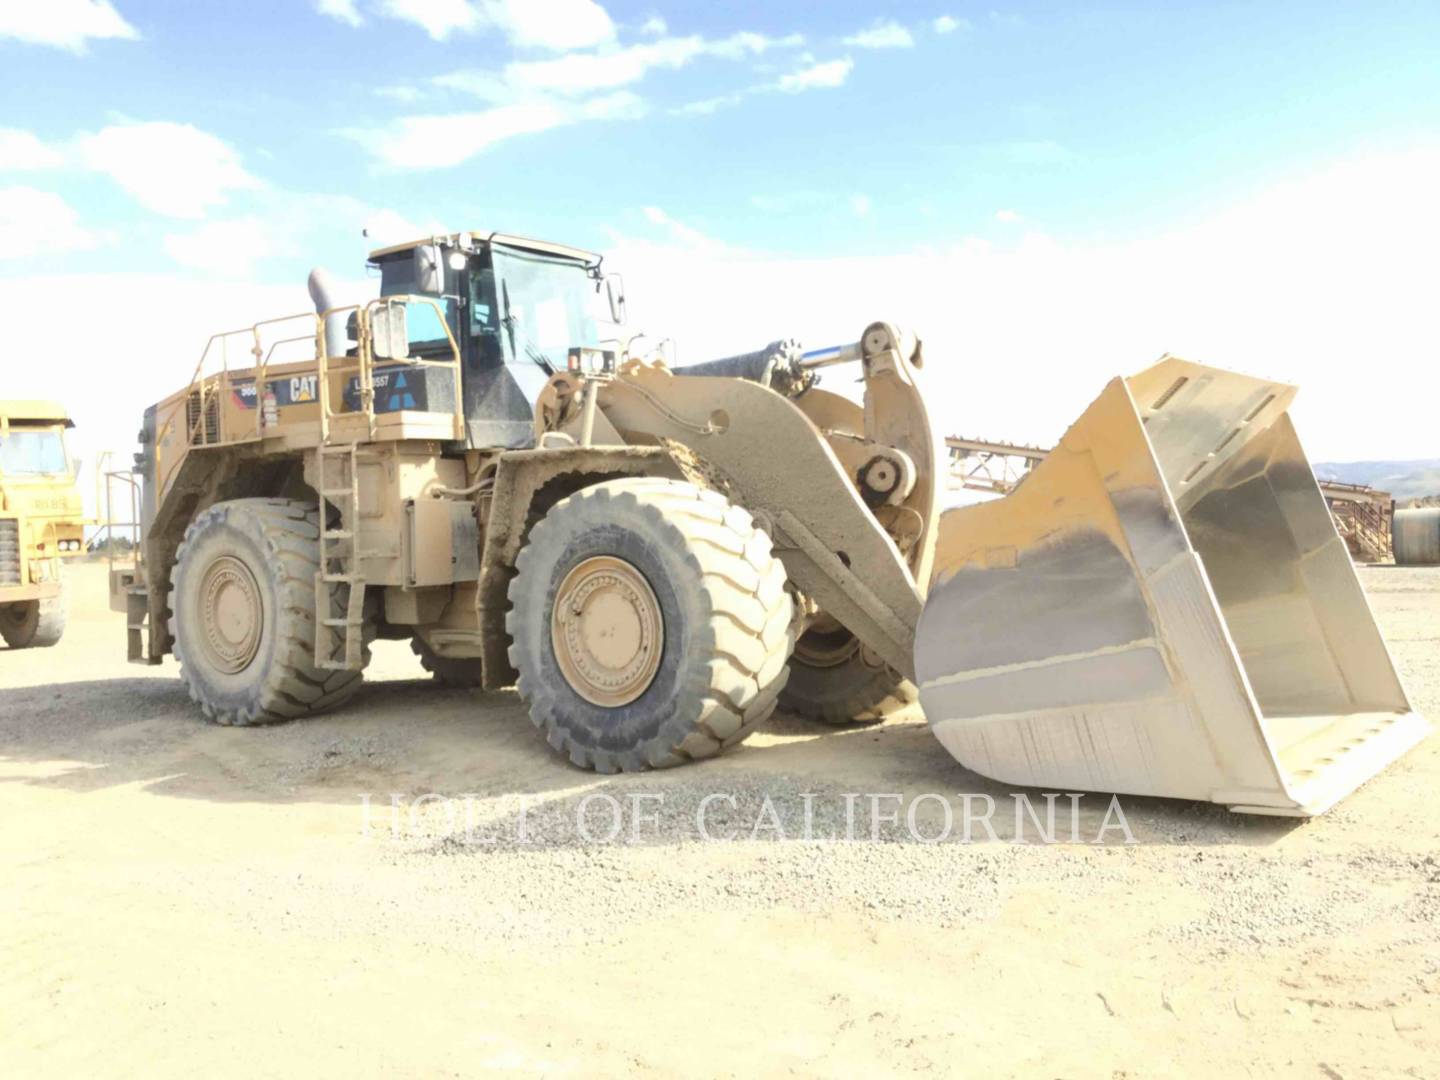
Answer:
[
  {"xmin": 113, "ymin": 229, "xmax": 1427, "ymax": 814},
  {"xmin": 1, "ymin": 401, "xmax": 86, "ymax": 649}
]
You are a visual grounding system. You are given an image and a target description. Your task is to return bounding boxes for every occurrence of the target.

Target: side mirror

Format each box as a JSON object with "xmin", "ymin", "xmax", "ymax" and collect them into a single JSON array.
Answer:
[
  {"xmin": 413, "ymin": 243, "xmax": 443, "ymax": 295},
  {"xmin": 371, "ymin": 301, "xmax": 410, "ymax": 360},
  {"xmin": 69, "ymin": 455, "xmax": 82, "ymax": 479},
  {"xmin": 604, "ymin": 274, "xmax": 627, "ymax": 324}
]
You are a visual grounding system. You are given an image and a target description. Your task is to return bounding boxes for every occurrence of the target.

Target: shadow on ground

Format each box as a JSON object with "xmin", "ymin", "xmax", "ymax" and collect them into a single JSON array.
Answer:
[{"xmin": 0, "ymin": 670, "xmax": 1302, "ymax": 848}]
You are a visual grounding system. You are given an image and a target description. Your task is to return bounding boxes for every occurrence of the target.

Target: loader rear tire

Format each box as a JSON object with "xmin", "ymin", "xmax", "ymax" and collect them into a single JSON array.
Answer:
[
  {"xmin": 169, "ymin": 498, "xmax": 367, "ymax": 726},
  {"xmin": 0, "ymin": 586, "xmax": 67, "ymax": 649},
  {"xmin": 411, "ymin": 637, "xmax": 483, "ymax": 688},
  {"xmin": 780, "ymin": 619, "xmax": 917, "ymax": 725},
  {"xmin": 507, "ymin": 478, "xmax": 795, "ymax": 772}
]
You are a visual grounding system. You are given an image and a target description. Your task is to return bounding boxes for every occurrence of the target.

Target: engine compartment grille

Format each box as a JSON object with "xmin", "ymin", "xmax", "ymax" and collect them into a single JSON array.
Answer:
[{"xmin": 0, "ymin": 519, "xmax": 20, "ymax": 585}]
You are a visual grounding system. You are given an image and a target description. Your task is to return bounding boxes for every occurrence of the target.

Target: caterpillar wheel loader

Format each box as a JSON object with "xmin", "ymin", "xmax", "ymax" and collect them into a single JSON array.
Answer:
[
  {"xmin": 1, "ymin": 401, "xmax": 87, "ymax": 649},
  {"xmin": 113, "ymin": 229, "xmax": 1427, "ymax": 815}
]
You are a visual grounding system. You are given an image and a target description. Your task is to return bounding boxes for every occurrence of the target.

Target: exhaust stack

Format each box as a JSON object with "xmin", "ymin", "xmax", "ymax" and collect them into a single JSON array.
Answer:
[
  {"xmin": 307, "ymin": 267, "xmax": 349, "ymax": 358},
  {"xmin": 917, "ymin": 357, "xmax": 1428, "ymax": 816}
]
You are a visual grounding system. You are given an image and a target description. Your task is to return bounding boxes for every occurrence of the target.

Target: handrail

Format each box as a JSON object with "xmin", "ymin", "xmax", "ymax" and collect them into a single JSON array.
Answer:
[
  {"xmin": 155, "ymin": 296, "xmax": 464, "ymax": 473},
  {"xmin": 98, "ymin": 450, "xmax": 142, "ymax": 579}
]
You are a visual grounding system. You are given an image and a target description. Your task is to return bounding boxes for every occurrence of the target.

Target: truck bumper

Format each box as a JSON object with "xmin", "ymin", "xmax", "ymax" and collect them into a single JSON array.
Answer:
[{"xmin": 0, "ymin": 581, "xmax": 62, "ymax": 604}]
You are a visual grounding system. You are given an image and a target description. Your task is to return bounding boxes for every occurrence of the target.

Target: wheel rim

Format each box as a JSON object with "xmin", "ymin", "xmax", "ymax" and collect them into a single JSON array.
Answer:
[
  {"xmin": 793, "ymin": 614, "xmax": 861, "ymax": 669},
  {"xmin": 197, "ymin": 555, "xmax": 263, "ymax": 674},
  {"xmin": 551, "ymin": 555, "xmax": 663, "ymax": 707}
]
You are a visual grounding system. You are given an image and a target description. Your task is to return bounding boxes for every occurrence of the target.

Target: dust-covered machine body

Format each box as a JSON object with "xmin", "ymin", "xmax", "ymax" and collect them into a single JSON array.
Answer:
[
  {"xmin": 0, "ymin": 400, "xmax": 84, "ymax": 649},
  {"xmin": 110, "ymin": 229, "xmax": 1426, "ymax": 814}
]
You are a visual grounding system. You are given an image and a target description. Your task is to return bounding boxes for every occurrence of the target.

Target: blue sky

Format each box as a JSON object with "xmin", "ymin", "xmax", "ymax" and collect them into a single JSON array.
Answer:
[
  {"xmin": 6, "ymin": 1, "xmax": 1440, "ymax": 274},
  {"xmin": 2, "ymin": 1, "xmax": 1439, "ymax": 463}
]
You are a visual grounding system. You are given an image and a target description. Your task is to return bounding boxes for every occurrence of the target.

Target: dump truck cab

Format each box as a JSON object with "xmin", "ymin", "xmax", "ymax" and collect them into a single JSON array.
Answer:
[{"xmin": 0, "ymin": 401, "xmax": 84, "ymax": 649}]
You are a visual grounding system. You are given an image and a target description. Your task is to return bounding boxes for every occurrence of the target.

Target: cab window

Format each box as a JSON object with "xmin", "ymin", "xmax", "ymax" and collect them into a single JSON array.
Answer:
[{"xmin": 0, "ymin": 429, "xmax": 67, "ymax": 476}]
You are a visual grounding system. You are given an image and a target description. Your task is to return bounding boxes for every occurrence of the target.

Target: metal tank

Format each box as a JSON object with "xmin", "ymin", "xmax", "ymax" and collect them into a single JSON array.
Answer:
[{"xmin": 1394, "ymin": 507, "xmax": 1440, "ymax": 565}]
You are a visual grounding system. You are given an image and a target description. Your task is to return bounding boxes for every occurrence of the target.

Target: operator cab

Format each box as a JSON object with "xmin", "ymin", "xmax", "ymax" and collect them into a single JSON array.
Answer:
[
  {"xmin": 366, "ymin": 231, "xmax": 625, "ymax": 449},
  {"xmin": 0, "ymin": 402, "xmax": 75, "ymax": 480}
]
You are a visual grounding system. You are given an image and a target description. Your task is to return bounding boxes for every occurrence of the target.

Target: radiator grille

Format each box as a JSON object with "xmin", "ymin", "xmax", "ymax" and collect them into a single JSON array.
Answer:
[
  {"xmin": 0, "ymin": 520, "xmax": 20, "ymax": 585},
  {"xmin": 186, "ymin": 390, "xmax": 220, "ymax": 445}
]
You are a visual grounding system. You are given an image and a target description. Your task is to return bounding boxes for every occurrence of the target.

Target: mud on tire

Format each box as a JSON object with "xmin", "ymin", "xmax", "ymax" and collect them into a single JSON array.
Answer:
[
  {"xmin": 780, "ymin": 620, "xmax": 917, "ymax": 725},
  {"xmin": 506, "ymin": 478, "xmax": 795, "ymax": 772},
  {"xmin": 169, "ymin": 498, "xmax": 367, "ymax": 726},
  {"xmin": 0, "ymin": 582, "xmax": 67, "ymax": 649}
]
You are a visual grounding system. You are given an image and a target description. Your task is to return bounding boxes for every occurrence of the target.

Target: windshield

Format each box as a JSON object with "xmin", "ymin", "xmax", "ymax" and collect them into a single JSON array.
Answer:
[
  {"xmin": 0, "ymin": 428, "xmax": 67, "ymax": 476},
  {"xmin": 486, "ymin": 247, "xmax": 601, "ymax": 371}
]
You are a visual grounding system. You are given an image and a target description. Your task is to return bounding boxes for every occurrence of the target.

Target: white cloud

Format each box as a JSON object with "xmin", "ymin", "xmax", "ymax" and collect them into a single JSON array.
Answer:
[
  {"xmin": 636, "ymin": 207, "xmax": 742, "ymax": 258},
  {"xmin": 364, "ymin": 103, "xmax": 568, "ymax": 168},
  {"xmin": 163, "ymin": 217, "xmax": 295, "ymax": 276},
  {"xmin": 0, "ymin": 129, "xmax": 66, "ymax": 171},
  {"xmin": 706, "ymin": 31, "xmax": 804, "ymax": 59},
  {"xmin": 639, "ymin": 15, "xmax": 666, "ymax": 36},
  {"xmin": 995, "ymin": 208, "xmax": 1022, "ymax": 223},
  {"xmin": 844, "ymin": 20, "xmax": 914, "ymax": 49},
  {"xmin": 353, "ymin": 93, "xmax": 642, "ymax": 168},
  {"xmin": 603, "ymin": 146, "xmax": 1440, "ymax": 461},
  {"xmin": 0, "ymin": 0, "xmax": 138, "ymax": 53},
  {"xmin": 851, "ymin": 194, "xmax": 872, "ymax": 217},
  {"xmin": 75, "ymin": 121, "xmax": 259, "ymax": 218},
  {"xmin": 376, "ymin": 0, "xmax": 614, "ymax": 48},
  {"xmin": 378, "ymin": 0, "xmax": 483, "ymax": 39},
  {"xmin": 317, "ymin": 0, "xmax": 363, "ymax": 27},
  {"xmin": 777, "ymin": 58, "xmax": 854, "ymax": 93},
  {"xmin": 387, "ymin": 23, "xmax": 808, "ymax": 159},
  {"xmin": 933, "ymin": 15, "xmax": 967, "ymax": 34},
  {"xmin": 503, "ymin": 36, "xmax": 706, "ymax": 95},
  {"xmin": 495, "ymin": 0, "xmax": 614, "ymax": 50},
  {"xmin": 672, "ymin": 92, "xmax": 745, "ymax": 117},
  {"xmin": 0, "ymin": 187, "xmax": 106, "ymax": 259},
  {"xmin": 442, "ymin": 30, "xmax": 805, "ymax": 101},
  {"xmin": 375, "ymin": 84, "xmax": 424, "ymax": 103}
]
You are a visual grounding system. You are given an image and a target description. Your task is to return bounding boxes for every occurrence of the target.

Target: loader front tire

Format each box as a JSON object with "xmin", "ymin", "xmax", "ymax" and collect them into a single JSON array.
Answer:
[
  {"xmin": 0, "ymin": 585, "xmax": 67, "ymax": 649},
  {"xmin": 507, "ymin": 478, "xmax": 795, "ymax": 772},
  {"xmin": 169, "ymin": 498, "xmax": 367, "ymax": 726},
  {"xmin": 780, "ymin": 617, "xmax": 917, "ymax": 725}
]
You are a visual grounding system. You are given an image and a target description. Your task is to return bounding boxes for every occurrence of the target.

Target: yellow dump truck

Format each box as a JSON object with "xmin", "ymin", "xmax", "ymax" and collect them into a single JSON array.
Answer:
[{"xmin": 1, "ymin": 401, "xmax": 85, "ymax": 648}]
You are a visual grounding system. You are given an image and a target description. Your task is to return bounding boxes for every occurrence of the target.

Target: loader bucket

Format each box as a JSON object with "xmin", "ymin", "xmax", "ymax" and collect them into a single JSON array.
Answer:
[{"xmin": 917, "ymin": 357, "xmax": 1428, "ymax": 816}]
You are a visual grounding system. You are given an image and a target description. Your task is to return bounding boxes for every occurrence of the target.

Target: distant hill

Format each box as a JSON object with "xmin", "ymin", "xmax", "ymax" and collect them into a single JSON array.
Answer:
[{"xmin": 1313, "ymin": 459, "xmax": 1440, "ymax": 502}]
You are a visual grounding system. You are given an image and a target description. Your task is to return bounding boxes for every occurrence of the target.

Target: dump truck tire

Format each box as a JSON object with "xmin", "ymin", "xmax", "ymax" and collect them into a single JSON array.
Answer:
[
  {"xmin": 0, "ymin": 587, "xmax": 67, "ymax": 649},
  {"xmin": 507, "ymin": 478, "xmax": 795, "ymax": 772},
  {"xmin": 780, "ymin": 623, "xmax": 917, "ymax": 725},
  {"xmin": 411, "ymin": 637, "xmax": 483, "ymax": 688},
  {"xmin": 169, "ymin": 498, "xmax": 366, "ymax": 726}
]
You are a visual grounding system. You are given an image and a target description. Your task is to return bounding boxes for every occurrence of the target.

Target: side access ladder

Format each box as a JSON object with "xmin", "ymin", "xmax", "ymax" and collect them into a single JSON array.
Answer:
[{"xmin": 314, "ymin": 443, "xmax": 381, "ymax": 671}]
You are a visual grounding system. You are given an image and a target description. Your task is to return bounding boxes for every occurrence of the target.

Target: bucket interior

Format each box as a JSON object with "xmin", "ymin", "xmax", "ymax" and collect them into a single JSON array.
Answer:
[{"xmin": 1155, "ymin": 407, "xmax": 1413, "ymax": 790}]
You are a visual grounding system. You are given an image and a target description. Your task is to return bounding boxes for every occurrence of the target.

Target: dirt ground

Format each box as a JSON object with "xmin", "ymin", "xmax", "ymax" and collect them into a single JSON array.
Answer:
[{"xmin": 4, "ymin": 561, "xmax": 1438, "ymax": 1077}]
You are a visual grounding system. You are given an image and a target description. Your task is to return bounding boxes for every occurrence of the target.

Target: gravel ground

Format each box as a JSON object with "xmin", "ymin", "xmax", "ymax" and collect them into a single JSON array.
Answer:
[{"xmin": 3, "ymin": 562, "xmax": 1438, "ymax": 1077}]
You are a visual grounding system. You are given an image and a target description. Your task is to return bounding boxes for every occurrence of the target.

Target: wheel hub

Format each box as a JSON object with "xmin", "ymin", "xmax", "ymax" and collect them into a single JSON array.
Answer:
[
  {"xmin": 551, "ymin": 555, "xmax": 663, "ymax": 707},
  {"xmin": 794, "ymin": 614, "xmax": 861, "ymax": 669},
  {"xmin": 198, "ymin": 555, "xmax": 263, "ymax": 674}
]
